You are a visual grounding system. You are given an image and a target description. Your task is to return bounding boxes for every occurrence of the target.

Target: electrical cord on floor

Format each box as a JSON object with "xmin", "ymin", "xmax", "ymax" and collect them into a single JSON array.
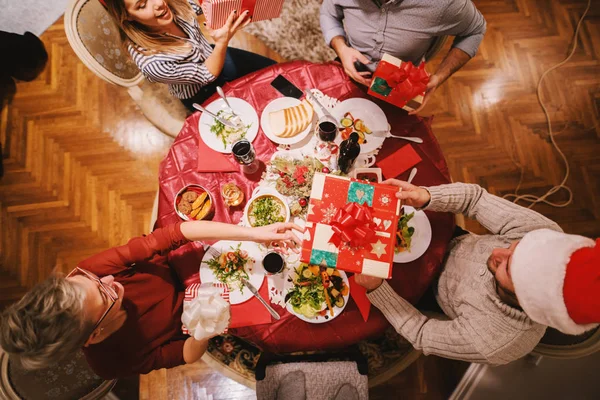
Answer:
[{"xmin": 503, "ymin": 0, "xmax": 592, "ymax": 208}]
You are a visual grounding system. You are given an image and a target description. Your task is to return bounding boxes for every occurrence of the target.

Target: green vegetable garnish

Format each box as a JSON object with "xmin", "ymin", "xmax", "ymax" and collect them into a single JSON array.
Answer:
[
  {"xmin": 395, "ymin": 211, "xmax": 415, "ymax": 253},
  {"xmin": 205, "ymin": 243, "xmax": 252, "ymax": 292},
  {"xmin": 249, "ymin": 197, "xmax": 285, "ymax": 227},
  {"xmin": 209, "ymin": 110, "xmax": 251, "ymax": 149}
]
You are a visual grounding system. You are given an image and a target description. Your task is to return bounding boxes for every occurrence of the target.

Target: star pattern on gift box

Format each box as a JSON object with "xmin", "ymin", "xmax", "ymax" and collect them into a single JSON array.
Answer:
[
  {"xmin": 322, "ymin": 203, "xmax": 338, "ymax": 224},
  {"xmin": 379, "ymin": 194, "xmax": 392, "ymax": 207},
  {"xmin": 370, "ymin": 240, "xmax": 387, "ymax": 259}
]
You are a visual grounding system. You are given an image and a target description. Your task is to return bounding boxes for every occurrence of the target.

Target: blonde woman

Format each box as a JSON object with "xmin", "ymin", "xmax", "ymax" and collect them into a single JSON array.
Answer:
[
  {"xmin": 0, "ymin": 221, "xmax": 302, "ymax": 379},
  {"xmin": 102, "ymin": 0, "xmax": 276, "ymax": 110}
]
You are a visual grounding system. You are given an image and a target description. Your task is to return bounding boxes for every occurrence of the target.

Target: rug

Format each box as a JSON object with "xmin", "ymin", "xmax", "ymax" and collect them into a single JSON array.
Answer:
[
  {"xmin": 0, "ymin": 0, "xmax": 68, "ymax": 36},
  {"xmin": 204, "ymin": 326, "xmax": 420, "ymax": 389},
  {"xmin": 244, "ymin": 0, "xmax": 337, "ymax": 63}
]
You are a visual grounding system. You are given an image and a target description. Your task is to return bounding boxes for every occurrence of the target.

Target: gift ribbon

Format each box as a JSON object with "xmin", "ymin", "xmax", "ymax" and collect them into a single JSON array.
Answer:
[
  {"xmin": 372, "ymin": 61, "xmax": 429, "ymax": 105},
  {"xmin": 329, "ymin": 202, "xmax": 377, "ymax": 248}
]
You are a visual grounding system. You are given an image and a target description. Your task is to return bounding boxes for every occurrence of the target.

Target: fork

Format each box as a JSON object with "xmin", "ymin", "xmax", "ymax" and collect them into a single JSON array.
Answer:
[{"xmin": 206, "ymin": 247, "xmax": 221, "ymax": 259}]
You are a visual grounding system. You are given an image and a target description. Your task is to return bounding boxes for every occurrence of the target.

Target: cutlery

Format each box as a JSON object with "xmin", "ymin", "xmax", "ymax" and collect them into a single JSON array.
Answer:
[
  {"xmin": 241, "ymin": 277, "xmax": 281, "ymax": 320},
  {"xmin": 193, "ymin": 103, "xmax": 238, "ymax": 129},
  {"xmin": 304, "ymin": 90, "xmax": 338, "ymax": 125},
  {"xmin": 206, "ymin": 246, "xmax": 220, "ymax": 259},
  {"xmin": 216, "ymin": 86, "xmax": 244, "ymax": 128},
  {"xmin": 373, "ymin": 130, "xmax": 423, "ymax": 143},
  {"xmin": 407, "ymin": 167, "xmax": 418, "ymax": 185}
]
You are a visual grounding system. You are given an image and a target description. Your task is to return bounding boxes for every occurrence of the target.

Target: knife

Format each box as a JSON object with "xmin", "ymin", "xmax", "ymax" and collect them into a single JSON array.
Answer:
[
  {"xmin": 192, "ymin": 103, "xmax": 239, "ymax": 129},
  {"xmin": 241, "ymin": 277, "xmax": 281, "ymax": 321},
  {"xmin": 304, "ymin": 90, "xmax": 338, "ymax": 126}
]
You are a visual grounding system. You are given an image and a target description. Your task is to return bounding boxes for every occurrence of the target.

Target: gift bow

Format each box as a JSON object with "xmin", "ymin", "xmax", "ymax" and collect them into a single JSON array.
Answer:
[
  {"xmin": 329, "ymin": 202, "xmax": 377, "ymax": 248},
  {"xmin": 182, "ymin": 284, "xmax": 230, "ymax": 341},
  {"xmin": 387, "ymin": 61, "xmax": 430, "ymax": 102}
]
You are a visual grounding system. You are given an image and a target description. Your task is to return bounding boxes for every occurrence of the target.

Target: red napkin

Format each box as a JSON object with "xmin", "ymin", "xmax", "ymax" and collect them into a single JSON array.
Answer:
[
  {"xmin": 197, "ymin": 137, "xmax": 238, "ymax": 173},
  {"xmin": 349, "ymin": 275, "xmax": 371, "ymax": 322},
  {"xmin": 377, "ymin": 144, "xmax": 422, "ymax": 180},
  {"xmin": 229, "ymin": 278, "xmax": 272, "ymax": 328}
]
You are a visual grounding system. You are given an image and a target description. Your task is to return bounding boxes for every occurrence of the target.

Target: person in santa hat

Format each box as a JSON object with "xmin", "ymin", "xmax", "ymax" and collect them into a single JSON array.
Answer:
[{"xmin": 356, "ymin": 180, "xmax": 599, "ymax": 365}]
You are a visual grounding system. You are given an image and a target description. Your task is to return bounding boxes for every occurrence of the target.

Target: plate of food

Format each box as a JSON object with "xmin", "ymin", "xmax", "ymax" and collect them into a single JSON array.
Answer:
[
  {"xmin": 199, "ymin": 98, "xmax": 259, "ymax": 153},
  {"xmin": 199, "ymin": 241, "xmax": 264, "ymax": 304},
  {"xmin": 261, "ymin": 97, "xmax": 316, "ymax": 145},
  {"xmin": 393, "ymin": 206, "xmax": 432, "ymax": 263},
  {"xmin": 331, "ymin": 98, "xmax": 388, "ymax": 154},
  {"xmin": 174, "ymin": 184, "xmax": 214, "ymax": 221},
  {"xmin": 243, "ymin": 188, "xmax": 290, "ymax": 227},
  {"xmin": 285, "ymin": 263, "xmax": 350, "ymax": 323}
]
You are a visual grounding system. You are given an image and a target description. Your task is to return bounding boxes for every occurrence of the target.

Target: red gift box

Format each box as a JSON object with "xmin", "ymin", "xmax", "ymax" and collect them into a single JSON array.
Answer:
[
  {"xmin": 201, "ymin": 0, "xmax": 284, "ymax": 29},
  {"xmin": 300, "ymin": 173, "xmax": 401, "ymax": 279},
  {"xmin": 368, "ymin": 54, "xmax": 430, "ymax": 113}
]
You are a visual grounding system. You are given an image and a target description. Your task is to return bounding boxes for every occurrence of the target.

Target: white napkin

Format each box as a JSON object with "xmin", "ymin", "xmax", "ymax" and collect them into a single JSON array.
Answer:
[{"xmin": 181, "ymin": 284, "xmax": 230, "ymax": 341}]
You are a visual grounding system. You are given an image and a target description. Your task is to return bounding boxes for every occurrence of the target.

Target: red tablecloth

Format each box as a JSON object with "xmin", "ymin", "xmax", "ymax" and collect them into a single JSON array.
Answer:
[{"xmin": 156, "ymin": 61, "xmax": 454, "ymax": 353}]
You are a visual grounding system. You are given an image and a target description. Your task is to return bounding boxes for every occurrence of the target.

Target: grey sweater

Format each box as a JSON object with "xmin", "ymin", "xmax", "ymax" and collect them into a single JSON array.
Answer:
[{"xmin": 368, "ymin": 183, "xmax": 561, "ymax": 365}]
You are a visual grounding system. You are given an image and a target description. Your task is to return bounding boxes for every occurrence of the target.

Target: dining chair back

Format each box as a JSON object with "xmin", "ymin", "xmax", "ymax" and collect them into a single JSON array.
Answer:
[
  {"xmin": 0, "ymin": 348, "xmax": 116, "ymax": 400},
  {"xmin": 64, "ymin": 0, "xmax": 188, "ymax": 138}
]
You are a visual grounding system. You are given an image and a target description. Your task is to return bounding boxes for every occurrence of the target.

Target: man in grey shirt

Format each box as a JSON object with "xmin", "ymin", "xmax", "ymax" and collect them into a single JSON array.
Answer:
[
  {"xmin": 355, "ymin": 180, "xmax": 599, "ymax": 365},
  {"xmin": 320, "ymin": 0, "xmax": 486, "ymax": 114}
]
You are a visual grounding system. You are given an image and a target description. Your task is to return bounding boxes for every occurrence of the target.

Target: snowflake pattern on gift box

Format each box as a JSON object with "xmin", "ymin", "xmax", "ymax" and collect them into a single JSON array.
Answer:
[
  {"xmin": 339, "ymin": 242, "xmax": 358, "ymax": 256},
  {"xmin": 378, "ymin": 194, "xmax": 392, "ymax": 207},
  {"xmin": 321, "ymin": 203, "xmax": 338, "ymax": 224}
]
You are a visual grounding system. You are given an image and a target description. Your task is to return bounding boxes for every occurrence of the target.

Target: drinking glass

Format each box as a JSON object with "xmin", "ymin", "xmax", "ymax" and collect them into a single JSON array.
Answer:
[
  {"xmin": 232, "ymin": 139, "xmax": 258, "ymax": 174},
  {"xmin": 221, "ymin": 182, "xmax": 244, "ymax": 207},
  {"xmin": 316, "ymin": 115, "xmax": 338, "ymax": 142},
  {"xmin": 262, "ymin": 251, "xmax": 286, "ymax": 275}
]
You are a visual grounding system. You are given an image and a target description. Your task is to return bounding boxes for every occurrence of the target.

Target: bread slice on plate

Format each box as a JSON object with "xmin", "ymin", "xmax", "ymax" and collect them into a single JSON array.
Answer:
[{"xmin": 270, "ymin": 100, "xmax": 314, "ymax": 138}]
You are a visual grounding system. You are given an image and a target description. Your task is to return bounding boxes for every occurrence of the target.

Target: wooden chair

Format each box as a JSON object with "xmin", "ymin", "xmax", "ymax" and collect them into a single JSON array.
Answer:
[
  {"xmin": 0, "ymin": 348, "xmax": 117, "ymax": 400},
  {"xmin": 64, "ymin": 0, "xmax": 188, "ymax": 138}
]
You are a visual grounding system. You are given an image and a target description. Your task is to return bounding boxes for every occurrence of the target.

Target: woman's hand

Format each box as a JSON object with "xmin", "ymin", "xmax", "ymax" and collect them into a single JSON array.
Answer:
[
  {"xmin": 354, "ymin": 274, "xmax": 383, "ymax": 291},
  {"xmin": 250, "ymin": 222, "xmax": 304, "ymax": 253},
  {"xmin": 382, "ymin": 179, "xmax": 431, "ymax": 209},
  {"xmin": 206, "ymin": 10, "xmax": 251, "ymax": 46}
]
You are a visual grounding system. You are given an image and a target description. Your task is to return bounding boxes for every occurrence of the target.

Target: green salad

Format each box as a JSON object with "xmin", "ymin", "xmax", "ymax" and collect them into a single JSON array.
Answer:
[
  {"xmin": 285, "ymin": 264, "xmax": 348, "ymax": 319},
  {"xmin": 205, "ymin": 244, "xmax": 253, "ymax": 291},
  {"xmin": 249, "ymin": 196, "xmax": 285, "ymax": 227},
  {"xmin": 395, "ymin": 210, "xmax": 415, "ymax": 253},
  {"xmin": 210, "ymin": 110, "xmax": 251, "ymax": 149}
]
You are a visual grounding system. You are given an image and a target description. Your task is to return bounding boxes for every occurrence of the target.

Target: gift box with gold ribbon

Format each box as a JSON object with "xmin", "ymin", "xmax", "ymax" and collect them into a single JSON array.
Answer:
[
  {"xmin": 300, "ymin": 173, "xmax": 401, "ymax": 279},
  {"xmin": 201, "ymin": 0, "xmax": 284, "ymax": 29},
  {"xmin": 368, "ymin": 53, "xmax": 430, "ymax": 113}
]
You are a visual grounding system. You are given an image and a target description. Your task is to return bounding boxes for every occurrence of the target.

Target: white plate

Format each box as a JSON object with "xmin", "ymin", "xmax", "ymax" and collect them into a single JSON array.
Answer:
[
  {"xmin": 198, "ymin": 98, "xmax": 259, "ymax": 153},
  {"xmin": 285, "ymin": 268, "xmax": 350, "ymax": 324},
  {"xmin": 393, "ymin": 206, "xmax": 432, "ymax": 263},
  {"xmin": 261, "ymin": 97, "xmax": 316, "ymax": 145},
  {"xmin": 243, "ymin": 187, "xmax": 291, "ymax": 228},
  {"xmin": 331, "ymin": 98, "xmax": 389, "ymax": 154},
  {"xmin": 199, "ymin": 240, "xmax": 265, "ymax": 304}
]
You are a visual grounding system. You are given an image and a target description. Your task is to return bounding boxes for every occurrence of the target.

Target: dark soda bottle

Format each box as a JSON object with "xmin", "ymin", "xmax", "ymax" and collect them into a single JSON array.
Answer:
[{"xmin": 338, "ymin": 132, "xmax": 361, "ymax": 174}]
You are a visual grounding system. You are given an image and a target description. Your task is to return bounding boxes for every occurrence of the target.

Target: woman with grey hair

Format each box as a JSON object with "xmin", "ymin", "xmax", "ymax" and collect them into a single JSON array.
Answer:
[{"xmin": 0, "ymin": 220, "xmax": 302, "ymax": 379}]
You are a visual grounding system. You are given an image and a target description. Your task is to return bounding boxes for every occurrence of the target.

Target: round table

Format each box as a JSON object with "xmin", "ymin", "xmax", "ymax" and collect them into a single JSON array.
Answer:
[{"xmin": 156, "ymin": 61, "xmax": 455, "ymax": 353}]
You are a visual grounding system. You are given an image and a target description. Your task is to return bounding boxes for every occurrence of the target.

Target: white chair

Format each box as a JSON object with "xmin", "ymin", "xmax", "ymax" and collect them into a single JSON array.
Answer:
[{"xmin": 64, "ymin": 0, "xmax": 188, "ymax": 138}]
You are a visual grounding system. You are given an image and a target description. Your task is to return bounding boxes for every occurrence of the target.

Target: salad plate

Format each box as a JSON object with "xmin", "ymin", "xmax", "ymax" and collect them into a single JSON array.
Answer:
[
  {"xmin": 199, "ymin": 98, "xmax": 259, "ymax": 153},
  {"xmin": 199, "ymin": 240, "xmax": 265, "ymax": 304},
  {"xmin": 331, "ymin": 98, "xmax": 388, "ymax": 154},
  {"xmin": 393, "ymin": 206, "xmax": 432, "ymax": 263},
  {"xmin": 285, "ymin": 264, "xmax": 350, "ymax": 324}
]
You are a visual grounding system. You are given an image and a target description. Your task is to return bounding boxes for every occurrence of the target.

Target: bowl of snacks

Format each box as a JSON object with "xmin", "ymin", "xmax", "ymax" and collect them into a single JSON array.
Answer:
[
  {"xmin": 174, "ymin": 184, "xmax": 214, "ymax": 221},
  {"xmin": 243, "ymin": 189, "xmax": 290, "ymax": 228}
]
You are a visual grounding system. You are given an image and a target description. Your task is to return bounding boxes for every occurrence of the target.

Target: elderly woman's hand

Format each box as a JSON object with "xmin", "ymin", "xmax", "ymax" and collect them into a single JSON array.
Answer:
[{"xmin": 250, "ymin": 222, "xmax": 304, "ymax": 253}]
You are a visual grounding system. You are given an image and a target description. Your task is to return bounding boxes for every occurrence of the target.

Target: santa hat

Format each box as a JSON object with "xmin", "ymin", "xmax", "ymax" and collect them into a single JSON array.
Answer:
[{"xmin": 510, "ymin": 229, "xmax": 600, "ymax": 335}]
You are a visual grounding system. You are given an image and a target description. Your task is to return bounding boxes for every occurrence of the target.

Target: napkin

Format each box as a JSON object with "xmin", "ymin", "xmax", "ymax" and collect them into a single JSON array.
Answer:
[
  {"xmin": 197, "ymin": 137, "xmax": 238, "ymax": 173},
  {"xmin": 229, "ymin": 279, "xmax": 273, "ymax": 328},
  {"xmin": 348, "ymin": 275, "xmax": 371, "ymax": 322},
  {"xmin": 182, "ymin": 283, "xmax": 230, "ymax": 339},
  {"xmin": 376, "ymin": 144, "xmax": 422, "ymax": 180}
]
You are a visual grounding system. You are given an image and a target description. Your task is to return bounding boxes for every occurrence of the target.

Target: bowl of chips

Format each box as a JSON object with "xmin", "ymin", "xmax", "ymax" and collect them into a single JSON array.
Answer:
[{"xmin": 174, "ymin": 184, "xmax": 214, "ymax": 221}]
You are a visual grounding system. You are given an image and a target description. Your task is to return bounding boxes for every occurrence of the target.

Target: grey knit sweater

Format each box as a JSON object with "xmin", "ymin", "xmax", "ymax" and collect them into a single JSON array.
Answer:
[{"xmin": 368, "ymin": 183, "xmax": 561, "ymax": 365}]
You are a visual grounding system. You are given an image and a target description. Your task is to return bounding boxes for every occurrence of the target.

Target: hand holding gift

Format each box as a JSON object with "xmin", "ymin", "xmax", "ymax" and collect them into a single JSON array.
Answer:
[{"xmin": 181, "ymin": 284, "xmax": 230, "ymax": 341}]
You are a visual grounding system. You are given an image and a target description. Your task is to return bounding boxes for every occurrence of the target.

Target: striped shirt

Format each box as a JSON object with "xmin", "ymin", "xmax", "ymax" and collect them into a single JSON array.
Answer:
[{"xmin": 128, "ymin": 1, "xmax": 215, "ymax": 99}]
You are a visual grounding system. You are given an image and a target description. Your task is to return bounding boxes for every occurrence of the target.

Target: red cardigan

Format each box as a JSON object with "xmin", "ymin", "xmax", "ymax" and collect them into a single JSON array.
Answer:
[{"xmin": 81, "ymin": 222, "xmax": 190, "ymax": 379}]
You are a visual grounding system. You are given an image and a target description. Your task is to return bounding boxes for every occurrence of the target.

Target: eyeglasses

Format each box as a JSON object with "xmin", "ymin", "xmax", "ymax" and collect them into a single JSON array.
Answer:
[{"xmin": 67, "ymin": 267, "xmax": 118, "ymax": 333}]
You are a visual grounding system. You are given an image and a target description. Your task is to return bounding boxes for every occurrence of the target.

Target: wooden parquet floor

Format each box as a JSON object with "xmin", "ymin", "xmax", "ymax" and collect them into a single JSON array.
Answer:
[{"xmin": 0, "ymin": 0, "xmax": 598, "ymax": 398}]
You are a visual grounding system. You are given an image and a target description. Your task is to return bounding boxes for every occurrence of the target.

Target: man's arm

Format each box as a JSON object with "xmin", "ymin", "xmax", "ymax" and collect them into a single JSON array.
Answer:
[
  {"xmin": 319, "ymin": 0, "xmax": 346, "ymax": 47},
  {"xmin": 410, "ymin": 0, "xmax": 486, "ymax": 114},
  {"xmin": 367, "ymin": 282, "xmax": 543, "ymax": 365},
  {"xmin": 425, "ymin": 183, "xmax": 562, "ymax": 238}
]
